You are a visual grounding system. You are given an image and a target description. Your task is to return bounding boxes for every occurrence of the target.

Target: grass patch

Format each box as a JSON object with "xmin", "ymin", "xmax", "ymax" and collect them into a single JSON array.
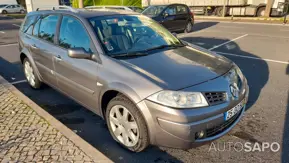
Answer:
[{"xmin": 5, "ymin": 14, "xmax": 26, "ymax": 19}]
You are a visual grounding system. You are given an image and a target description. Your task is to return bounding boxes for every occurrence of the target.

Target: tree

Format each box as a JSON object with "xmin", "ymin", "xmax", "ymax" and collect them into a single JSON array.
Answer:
[{"xmin": 264, "ymin": 0, "xmax": 274, "ymax": 17}]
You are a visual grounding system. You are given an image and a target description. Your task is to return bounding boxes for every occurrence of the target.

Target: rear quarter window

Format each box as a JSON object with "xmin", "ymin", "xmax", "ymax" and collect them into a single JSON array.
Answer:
[
  {"xmin": 177, "ymin": 5, "xmax": 188, "ymax": 14},
  {"xmin": 21, "ymin": 15, "xmax": 37, "ymax": 32}
]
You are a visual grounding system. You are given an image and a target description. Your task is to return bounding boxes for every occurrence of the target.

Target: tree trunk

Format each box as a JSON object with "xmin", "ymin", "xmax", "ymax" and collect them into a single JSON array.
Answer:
[
  {"xmin": 79, "ymin": 0, "xmax": 84, "ymax": 8},
  {"xmin": 265, "ymin": 0, "xmax": 274, "ymax": 17}
]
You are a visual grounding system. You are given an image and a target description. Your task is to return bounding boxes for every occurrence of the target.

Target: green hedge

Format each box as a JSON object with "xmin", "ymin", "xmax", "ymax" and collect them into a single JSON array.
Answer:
[{"xmin": 71, "ymin": 0, "xmax": 141, "ymax": 7}]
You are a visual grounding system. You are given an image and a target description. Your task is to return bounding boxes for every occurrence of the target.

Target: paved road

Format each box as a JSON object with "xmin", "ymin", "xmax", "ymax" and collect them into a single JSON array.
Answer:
[
  {"xmin": 0, "ymin": 18, "xmax": 288, "ymax": 163},
  {"xmin": 0, "ymin": 18, "xmax": 21, "ymax": 45}
]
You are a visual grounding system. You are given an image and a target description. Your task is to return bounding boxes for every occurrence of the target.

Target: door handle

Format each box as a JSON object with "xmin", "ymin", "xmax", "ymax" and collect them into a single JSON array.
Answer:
[
  {"xmin": 54, "ymin": 55, "xmax": 62, "ymax": 62},
  {"xmin": 31, "ymin": 44, "xmax": 38, "ymax": 49}
]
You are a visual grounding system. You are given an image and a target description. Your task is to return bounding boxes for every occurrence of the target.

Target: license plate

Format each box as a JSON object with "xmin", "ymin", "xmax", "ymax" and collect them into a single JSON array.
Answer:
[{"xmin": 224, "ymin": 99, "xmax": 245, "ymax": 121}]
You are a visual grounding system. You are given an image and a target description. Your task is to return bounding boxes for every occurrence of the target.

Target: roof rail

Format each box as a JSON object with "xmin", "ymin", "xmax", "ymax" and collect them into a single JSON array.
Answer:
[{"xmin": 36, "ymin": 6, "xmax": 78, "ymax": 12}]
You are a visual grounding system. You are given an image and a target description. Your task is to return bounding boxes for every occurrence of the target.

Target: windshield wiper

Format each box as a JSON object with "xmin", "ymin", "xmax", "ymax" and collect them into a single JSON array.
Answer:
[
  {"xmin": 110, "ymin": 52, "xmax": 149, "ymax": 58},
  {"xmin": 109, "ymin": 44, "xmax": 185, "ymax": 58},
  {"xmin": 143, "ymin": 44, "xmax": 185, "ymax": 52}
]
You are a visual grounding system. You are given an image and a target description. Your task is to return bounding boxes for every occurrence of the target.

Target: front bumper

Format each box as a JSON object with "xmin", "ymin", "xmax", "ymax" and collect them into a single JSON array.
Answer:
[{"xmin": 138, "ymin": 79, "xmax": 249, "ymax": 149}]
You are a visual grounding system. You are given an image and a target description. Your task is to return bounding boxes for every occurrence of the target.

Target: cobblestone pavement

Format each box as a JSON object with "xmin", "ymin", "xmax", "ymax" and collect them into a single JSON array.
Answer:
[{"xmin": 0, "ymin": 84, "xmax": 94, "ymax": 163}]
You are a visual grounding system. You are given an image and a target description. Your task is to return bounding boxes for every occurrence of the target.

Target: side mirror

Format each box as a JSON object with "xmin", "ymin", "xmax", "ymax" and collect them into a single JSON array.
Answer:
[
  {"xmin": 68, "ymin": 48, "xmax": 91, "ymax": 59},
  {"xmin": 163, "ymin": 12, "xmax": 169, "ymax": 18},
  {"xmin": 172, "ymin": 32, "xmax": 178, "ymax": 38}
]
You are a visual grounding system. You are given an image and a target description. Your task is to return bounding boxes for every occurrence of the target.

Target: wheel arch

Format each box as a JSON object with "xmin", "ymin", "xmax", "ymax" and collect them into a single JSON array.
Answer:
[
  {"xmin": 20, "ymin": 49, "xmax": 42, "ymax": 81},
  {"xmin": 255, "ymin": 4, "xmax": 266, "ymax": 16},
  {"xmin": 99, "ymin": 83, "xmax": 155, "ymax": 144},
  {"xmin": 99, "ymin": 82, "xmax": 142, "ymax": 119}
]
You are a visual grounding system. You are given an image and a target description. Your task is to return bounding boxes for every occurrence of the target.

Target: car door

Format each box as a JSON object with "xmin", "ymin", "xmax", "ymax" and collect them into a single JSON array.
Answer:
[
  {"xmin": 5, "ymin": 5, "xmax": 14, "ymax": 13},
  {"xmin": 53, "ymin": 15, "xmax": 99, "ymax": 110},
  {"xmin": 10, "ymin": 5, "xmax": 18, "ymax": 13},
  {"xmin": 15, "ymin": 5, "xmax": 21, "ymax": 13},
  {"xmin": 29, "ymin": 14, "xmax": 60, "ymax": 87},
  {"xmin": 161, "ymin": 5, "xmax": 178, "ymax": 31},
  {"xmin": 175, "ymin": 5, "xmax": 190, "ymax": 30}
]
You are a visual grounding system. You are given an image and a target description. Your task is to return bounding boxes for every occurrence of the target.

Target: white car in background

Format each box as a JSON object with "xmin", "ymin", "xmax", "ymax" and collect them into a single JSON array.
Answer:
[{"xmin": 0, "ymin": 4, "xmax": 26, "ymax": 14}]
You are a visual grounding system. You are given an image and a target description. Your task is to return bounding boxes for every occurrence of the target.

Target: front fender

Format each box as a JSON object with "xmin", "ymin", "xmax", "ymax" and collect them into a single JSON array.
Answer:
[{"xmin": 99, "ymin": 82, "xmax": 142, "ymax": 107}]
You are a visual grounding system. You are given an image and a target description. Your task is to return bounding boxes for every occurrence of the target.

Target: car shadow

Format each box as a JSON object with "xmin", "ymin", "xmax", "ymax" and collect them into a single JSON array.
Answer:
[
  {"xmin": 181, "ymin": 36, "xmax": 269, "ymax": 111},
  {"xmin": 174, "ymin": 21, "xmax": 218, "ymax": 34},
  {"xmin": 192, "ymin": 21, "xmax": 219, "ymax": 32},
  {"xmin": 282, "ymin": 63, "xmax": 289, "ymax": 163},
  {"xmin": 0, "ymin": 15, "xmax": 13, "ymax": 20}
]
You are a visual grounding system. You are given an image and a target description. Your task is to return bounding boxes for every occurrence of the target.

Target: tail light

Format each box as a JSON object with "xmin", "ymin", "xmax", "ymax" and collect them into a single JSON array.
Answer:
[{"xmin": 189, "ymin": 10, "xmax": 194, "ymax": 19}]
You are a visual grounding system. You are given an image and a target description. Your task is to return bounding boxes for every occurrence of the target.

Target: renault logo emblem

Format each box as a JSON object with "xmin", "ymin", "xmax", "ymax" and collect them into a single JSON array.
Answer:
[{"xmin": 230, "ymin": 83, "xmax": 239, "ymax": 98}]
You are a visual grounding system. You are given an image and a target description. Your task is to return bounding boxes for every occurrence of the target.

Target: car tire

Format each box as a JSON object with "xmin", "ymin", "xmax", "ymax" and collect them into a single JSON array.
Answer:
[
  {"xmin": 256, "ymin": 7, "xmax": 265, "ymax": 17},
  {"xmin": 23, "ymin": 58, "xmax": 42, "ymax": 89},
  {"xmin": 20, "ymin": 10, "xmax": 25, "ymax": 14},
  {"xmin": 106, "ymin": 94, "xmax": 149, "ymax": 152},
  {"xmin": 184, "ymin": 21, "xmax": 193, "ymax": 33},
  {"xmin": 2, "ymin": 10, "xmax": 8, "ymax": 14}
]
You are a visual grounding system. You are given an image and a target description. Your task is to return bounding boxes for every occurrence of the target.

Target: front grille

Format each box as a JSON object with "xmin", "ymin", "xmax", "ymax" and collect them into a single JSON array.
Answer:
[
  {"xmin": 204, "ymin": 92, "xmax": 227, "ymax": 105},
  {"xmin": 204, "ymin": 110, "xmax": 242, "ymax": 139}
]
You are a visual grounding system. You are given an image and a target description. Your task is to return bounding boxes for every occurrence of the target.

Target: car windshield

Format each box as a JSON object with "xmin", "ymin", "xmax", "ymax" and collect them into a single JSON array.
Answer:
[
  {"xmin": 88, "ymin": 15, "xmax": 183, "ymax": 57},
  {"xmin": 142, "ymin": 5, "xmax": 166, "ymax": 16},
  {"xmin": 0, "ymin": 5, "xmax": 7, "ymax": 8}
]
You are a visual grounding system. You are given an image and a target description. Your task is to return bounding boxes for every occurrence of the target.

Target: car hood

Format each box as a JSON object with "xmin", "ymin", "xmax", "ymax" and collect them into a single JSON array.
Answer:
[
  {"xmin": 142, "ymin": 14, "xmax": 156, "ymax": 18},
  {"xmin": 120, "ymin": 46, "xmax": 233, "ymax": 90}
]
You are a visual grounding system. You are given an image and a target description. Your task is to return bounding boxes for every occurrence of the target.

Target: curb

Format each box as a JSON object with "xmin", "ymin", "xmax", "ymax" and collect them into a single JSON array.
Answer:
[{"xmin": 0, "ymin": 75, "xmax": 112, "ymax": 163}]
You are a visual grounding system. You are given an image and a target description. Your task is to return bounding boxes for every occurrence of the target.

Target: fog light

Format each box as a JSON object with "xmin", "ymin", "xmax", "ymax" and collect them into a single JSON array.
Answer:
[{"xmin": 196, "ymin": 130, "xmax": 205, "ymax": 139}]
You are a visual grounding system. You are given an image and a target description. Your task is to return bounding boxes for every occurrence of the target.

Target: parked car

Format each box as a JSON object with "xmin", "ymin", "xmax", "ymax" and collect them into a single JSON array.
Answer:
[
  {"xmin": 142, "ymin": 4, "xmax": 194, "ymax": 32},
  {"xmin": 0, "ymin": 4, "xmax": 26, "ymax": 14},
  {"xmin": 19, "ymin": 6, "xmax": 249, "ymax": 152}
]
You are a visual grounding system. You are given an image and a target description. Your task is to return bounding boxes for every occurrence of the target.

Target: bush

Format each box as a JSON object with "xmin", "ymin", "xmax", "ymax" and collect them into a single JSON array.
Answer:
[
  {"xmin": 71, "ymin": 0, "xmax": 141, "ymax": 8},
  {"xmin": 5, "ymin": 14, "xmax": 26, "ymax": 19}
]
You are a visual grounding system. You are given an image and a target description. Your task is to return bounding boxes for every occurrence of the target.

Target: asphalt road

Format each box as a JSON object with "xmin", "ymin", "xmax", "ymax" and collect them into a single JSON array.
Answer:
[{"xmin": 0, "ymin": 17, "xmax": 288, "ymax": 163}]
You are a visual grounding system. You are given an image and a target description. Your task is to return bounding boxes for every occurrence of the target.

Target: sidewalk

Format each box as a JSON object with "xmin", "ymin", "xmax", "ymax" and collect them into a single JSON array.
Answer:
[{"xmin": 0, "ymin": 76, "xmax": 111, "ymax": 162}]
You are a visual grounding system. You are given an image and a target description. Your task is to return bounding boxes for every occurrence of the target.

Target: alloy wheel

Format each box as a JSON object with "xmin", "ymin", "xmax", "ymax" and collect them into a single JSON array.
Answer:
[
  {"xmin": 24, "ymin": 61, "xmax": 36, "ymax": 87},
  {"xmin": 109, "ymin": 105, "xmax": 139, "ymax": 147}
]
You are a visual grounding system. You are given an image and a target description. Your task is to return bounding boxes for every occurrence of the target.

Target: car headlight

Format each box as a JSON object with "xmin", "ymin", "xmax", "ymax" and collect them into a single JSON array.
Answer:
[
  {"xmin": 234, "ymin": 65, "xmax": 244, "ymax": 80},
  {"xmin": 147, "ymin": 91, "xmax": 208, "ymax": 108}
]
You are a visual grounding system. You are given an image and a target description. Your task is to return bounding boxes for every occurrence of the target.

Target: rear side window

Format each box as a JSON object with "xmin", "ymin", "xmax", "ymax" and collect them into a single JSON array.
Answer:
[
  {"xmin": 177, "ymin": 5, "xmax": 188, "ymax": 14},
  {"xmin": 164, "ymin": 6, "xmax": 176, "ymax": 16},
  {"xmin": 21, "ymin": 15, "xmax": 37, "ymax": 32},
  {"xmin": 58, "ymin": 16, "xmax": 92, "ymax": 53},
  {"xmin": 39, "ymin": 15, "xmax": 59, "ymax": 43}
]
